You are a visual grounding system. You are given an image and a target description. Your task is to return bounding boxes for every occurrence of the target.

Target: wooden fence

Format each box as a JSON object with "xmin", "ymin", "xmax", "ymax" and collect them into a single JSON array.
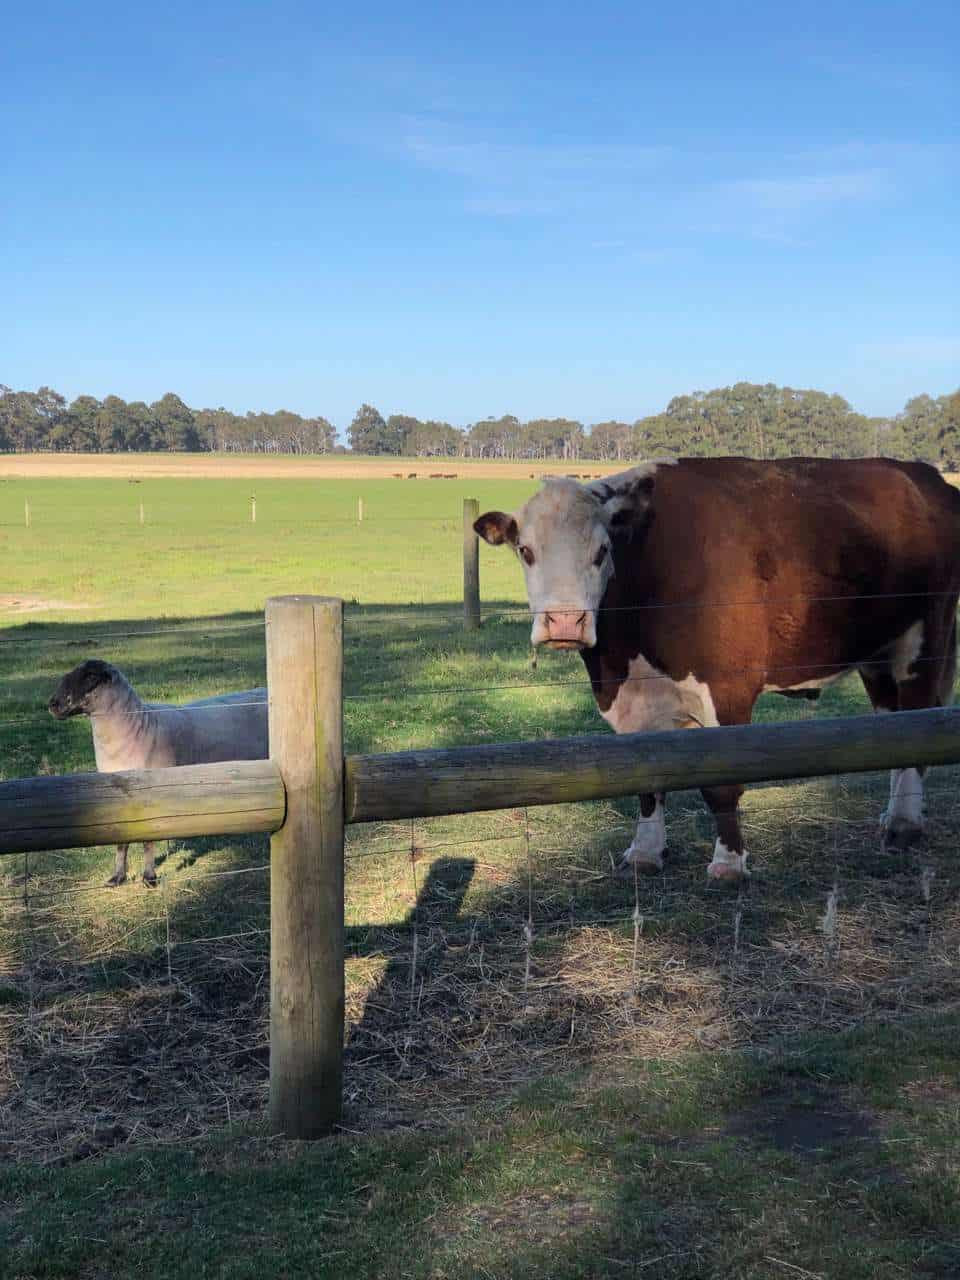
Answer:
[{"xmin": 3, "ymin": 593, "xmax": 960, "ymax": 1139}]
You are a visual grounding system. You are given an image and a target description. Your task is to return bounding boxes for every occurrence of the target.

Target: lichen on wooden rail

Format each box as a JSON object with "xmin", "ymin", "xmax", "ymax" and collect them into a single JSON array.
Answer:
[
  {"xmin": 344, "ymin": 707, "xmax": 960, "ymax": 824},
  {"xmin": 0, "ymin": 759, "xmax": 285, "ymax": 855}
]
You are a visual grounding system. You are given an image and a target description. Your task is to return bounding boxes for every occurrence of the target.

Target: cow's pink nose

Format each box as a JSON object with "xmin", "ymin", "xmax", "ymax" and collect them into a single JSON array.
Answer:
[{"xmin": 544, "ymin": 610, "xmax": 587, "ymax": 642}]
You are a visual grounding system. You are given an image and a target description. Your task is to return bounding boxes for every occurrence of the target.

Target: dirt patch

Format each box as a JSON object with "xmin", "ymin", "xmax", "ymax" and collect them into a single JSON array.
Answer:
[
  {"xmin": 0, "ymin": 594, "xmax": 90, "ymax": 613},
  {"xmin": 432, "ymin": 1190, "xmax": 605, "ymax": 1254},
  {"xmin": 725, "ymin": 1089, "xmax": 875, "ymax": 1154},
  {"xmin": 0, "ymin": 453, "xmax": 620, "ymax": 481}
]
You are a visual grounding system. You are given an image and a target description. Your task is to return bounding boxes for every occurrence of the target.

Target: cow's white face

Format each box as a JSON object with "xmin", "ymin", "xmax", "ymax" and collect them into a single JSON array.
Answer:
[{"xmin": 475, "ymin": 465, "xmax": 661, "ymax": 649}]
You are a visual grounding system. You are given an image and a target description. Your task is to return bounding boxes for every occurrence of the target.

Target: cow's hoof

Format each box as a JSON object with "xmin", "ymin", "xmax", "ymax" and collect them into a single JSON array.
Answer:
[
  {"xmin": 706, "ymin": 846, "xmax": 749, "ymax": 882},
  {"xmin": 105, "ymin": 873, "xmax": 127, "ymax": 887},
  {"xmin": 614, "ymin": 853, "xmax": 663, "ymax": 879},
  {"xmin": 881, "ymin": 817, "xmax": 924, "ymax": 852},
  {"xmin": 142, "ymin": 871, "xmax": 158, "ymax": 888}
]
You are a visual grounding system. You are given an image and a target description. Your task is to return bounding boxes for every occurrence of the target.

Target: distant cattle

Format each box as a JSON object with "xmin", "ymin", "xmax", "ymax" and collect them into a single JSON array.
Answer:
[{"xmin": 476, "ymin": 458, "xmax": 960, "ymax": 880}]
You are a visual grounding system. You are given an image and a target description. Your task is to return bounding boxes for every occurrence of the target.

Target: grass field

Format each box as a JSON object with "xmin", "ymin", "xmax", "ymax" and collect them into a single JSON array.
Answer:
[{"xmin": 1, "ymin": 456, "xmax": 959, "ymax": 1279}]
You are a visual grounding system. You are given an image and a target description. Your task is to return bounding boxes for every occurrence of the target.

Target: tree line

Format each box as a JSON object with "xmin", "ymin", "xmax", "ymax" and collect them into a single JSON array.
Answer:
[
  {"xmin": 2, "ymin": 382, "xmax": 959, "ymax": 468},
  {"xmin": 0, "ymin": 388, "xmax": 336, "ymax": 455}
]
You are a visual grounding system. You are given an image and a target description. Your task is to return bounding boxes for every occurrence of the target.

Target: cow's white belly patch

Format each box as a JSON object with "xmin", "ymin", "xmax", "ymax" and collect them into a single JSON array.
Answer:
[
  {"xmin": 599, "ymin": 653, "xmax": 719, "ymax": 734},
  {"xmin": 889, "ymin": 620, "xmax": 925, "ymax": 683}
]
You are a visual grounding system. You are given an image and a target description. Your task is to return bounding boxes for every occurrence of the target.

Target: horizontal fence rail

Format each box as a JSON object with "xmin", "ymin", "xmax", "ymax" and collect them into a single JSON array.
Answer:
[
  {"xmin": 344, "ymin": 707, "xmax": 960, "ymax": 823},
  {"xmin": 0, "ymin": 759, "xmax": 285, "ymax": 855},
  {"xmin": 5, "ymin": 709, "xmax": 960, "ymax": 851}
]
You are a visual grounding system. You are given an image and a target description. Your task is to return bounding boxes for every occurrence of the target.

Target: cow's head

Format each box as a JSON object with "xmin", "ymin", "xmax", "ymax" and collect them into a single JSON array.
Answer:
[
  {"xmin": 475, "ymin": 464, "xmax": 663, "ymax": 649},
  {"xmin": 48, "ymin": 659, "xmax": 118, "ymax": 719}
]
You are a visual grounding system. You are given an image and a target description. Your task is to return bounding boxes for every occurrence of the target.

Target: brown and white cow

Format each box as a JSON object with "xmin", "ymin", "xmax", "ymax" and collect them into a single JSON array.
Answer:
[{"xmin": 476, "ymin": 458, "xmax": 960, "ymax": 880}]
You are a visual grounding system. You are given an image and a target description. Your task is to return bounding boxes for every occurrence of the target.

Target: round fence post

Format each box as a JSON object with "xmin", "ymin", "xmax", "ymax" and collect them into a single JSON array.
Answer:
[
  {"xmin": 266, "ymin": 594, "xmax": 344, "ymax": 1139},
  {"xmin": 463, "ymin": 497, "xmax": 481, "ymax": 630}
]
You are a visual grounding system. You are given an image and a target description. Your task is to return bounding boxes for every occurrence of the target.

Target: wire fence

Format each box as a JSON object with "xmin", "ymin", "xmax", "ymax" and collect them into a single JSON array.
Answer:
[{"xmin": 2, "ymin": 600, "xmax": 960, "ymax": 1163}]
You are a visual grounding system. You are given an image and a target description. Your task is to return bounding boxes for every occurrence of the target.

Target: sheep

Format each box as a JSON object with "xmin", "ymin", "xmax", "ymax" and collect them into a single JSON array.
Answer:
[{"xmin": 48, "ymin": 659, "xmax": 268, "ymax": 886}]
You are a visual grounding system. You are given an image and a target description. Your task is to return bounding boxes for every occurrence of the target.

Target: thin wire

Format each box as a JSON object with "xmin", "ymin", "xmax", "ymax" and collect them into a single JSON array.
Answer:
[
  {"xmin": 0, "ymin": 621, "xmax": 264, "ymax": 647},
  {"xmin": 0, "ymin": 862, "xmax": 270, "ymax": 904},
  {"xmin": 342, "ymin": 650, "xmax": 959, "ymax": 701},
  {"xmin": 0, "ymin": 698, "xmax": 269, "ymax": 730},
  {"xmin": 522, "ymin": 808, "xmax": 534, "ymax": 994},
  {"xmin": 346, "ymin": 587, "xmax": 960, "ymax": 622},
  {"xmin": 3, "ymin": 586, "xmax": 958, "ymax": 649}
]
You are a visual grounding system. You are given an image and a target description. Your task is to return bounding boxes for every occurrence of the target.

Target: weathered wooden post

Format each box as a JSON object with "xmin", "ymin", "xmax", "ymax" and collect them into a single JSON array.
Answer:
[
  {"xmin": 266, "ymin": 594, "xmax": 344, "ymax": 1139},
  {"xmin": 463, "ymin": 497, "xmax": 481, "ymax": 630}
]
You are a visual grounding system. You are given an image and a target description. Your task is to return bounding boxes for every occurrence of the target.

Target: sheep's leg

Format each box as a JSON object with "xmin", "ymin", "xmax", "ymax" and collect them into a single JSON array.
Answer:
[
  {"xmin": 106, "ymin": 844, "xmax": 129, "ymax": 886},
  {"xmin": 142, "ymin": 842, "xmax": 159, "ymax": 887}
]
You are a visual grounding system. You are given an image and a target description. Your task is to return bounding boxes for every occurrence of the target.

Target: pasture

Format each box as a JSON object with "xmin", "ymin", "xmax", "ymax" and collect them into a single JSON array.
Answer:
[{"xmin": 1, "ymin": 457, "xmax": 959, "ymax": 1279}]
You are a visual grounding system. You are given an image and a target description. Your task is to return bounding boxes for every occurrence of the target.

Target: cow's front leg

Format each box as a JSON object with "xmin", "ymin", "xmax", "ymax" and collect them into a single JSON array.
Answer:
[
  {"xmin": 702, "ymin": 784, "xmax": 749, "ymax": 881},
  {"xmin": 617, "ymin": 792, "xmax": 666, "ymax": 875},
  {"xmin": 881, "ymin": 767, "xmax": 926, "ymax": 850}
]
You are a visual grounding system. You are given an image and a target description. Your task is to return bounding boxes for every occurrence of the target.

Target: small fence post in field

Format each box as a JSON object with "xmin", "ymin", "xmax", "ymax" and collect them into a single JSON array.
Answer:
[
  {"xmin": 463, "ymin": 497, "xmax": 481, "ymax": 630},
  {"xmin": 24, "ymin": 499, "xmax": 30, "ymax": 528},
  {"xmin": 251, "ymin": 495, "xmax": 257, "ymax": 524},
  {"xmin": 266, "ymin": 594, "xmax": 344, "ymax": 1139}
]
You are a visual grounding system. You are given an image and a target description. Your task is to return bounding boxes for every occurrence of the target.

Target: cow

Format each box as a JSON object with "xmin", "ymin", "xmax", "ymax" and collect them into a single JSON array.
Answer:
[{"xmin": 475, "ymin": 458, "xmax": 960, "ymax": 881}]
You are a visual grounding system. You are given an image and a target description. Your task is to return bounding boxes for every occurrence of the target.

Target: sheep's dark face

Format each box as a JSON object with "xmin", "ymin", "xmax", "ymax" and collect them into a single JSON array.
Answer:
[{"xmin": 48, "ymin": 660, "xmax": 117, "ymax": 719}]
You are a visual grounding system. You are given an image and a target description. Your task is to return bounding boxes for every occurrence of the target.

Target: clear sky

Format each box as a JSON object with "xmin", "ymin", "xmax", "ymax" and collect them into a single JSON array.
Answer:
[{"xmin": 3, "ymin": 1, "xmax": 957, "ymax": 431}]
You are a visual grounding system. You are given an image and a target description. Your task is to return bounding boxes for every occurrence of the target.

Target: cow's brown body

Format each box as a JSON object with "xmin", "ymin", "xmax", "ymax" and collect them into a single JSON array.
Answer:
[{"xmin": 477, "ymin": 457, "xmax": 960, "ymax": 878}]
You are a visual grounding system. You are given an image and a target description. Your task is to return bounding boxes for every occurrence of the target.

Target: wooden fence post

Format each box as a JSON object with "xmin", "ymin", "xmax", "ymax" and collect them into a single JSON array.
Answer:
[
  {"xmin": 463, "ymin": 497, "xmax": 480, "ymax": 630},
  {"xmin": 266, "ymin": 594, "xmax": 344, "ymax": 1139}
]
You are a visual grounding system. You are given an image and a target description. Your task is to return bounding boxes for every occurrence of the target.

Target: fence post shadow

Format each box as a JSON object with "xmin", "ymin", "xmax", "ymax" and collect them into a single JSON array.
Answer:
[{"xmin": 346, "ymin": 855, "xmax": 477, "ymax": 1073}]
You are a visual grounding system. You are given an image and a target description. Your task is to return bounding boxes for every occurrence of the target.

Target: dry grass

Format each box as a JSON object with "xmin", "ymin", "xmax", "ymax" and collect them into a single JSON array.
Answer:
[{"xmin": 2, "ymin": 773, "xmax": 959, "ymax": 1165}]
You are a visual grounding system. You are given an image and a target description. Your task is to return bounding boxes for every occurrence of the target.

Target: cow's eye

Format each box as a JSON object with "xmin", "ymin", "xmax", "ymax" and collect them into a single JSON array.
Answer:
[
  {"xmin": 593, "ymin": 544, "xmax": 609, "ymax": 567},
  {"xmin": 519, "ymin": 545, "xmax": 535, "ymax": 566}
]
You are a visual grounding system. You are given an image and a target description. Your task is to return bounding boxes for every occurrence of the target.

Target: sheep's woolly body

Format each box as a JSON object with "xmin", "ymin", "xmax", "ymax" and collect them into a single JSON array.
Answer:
[
  {"xmin": 89, "ymin": 675, "xmax": 268, "ymax": 771},
  {"xmin": 49, "ymin": 661, "xmax": 267, "ymax": 883}
]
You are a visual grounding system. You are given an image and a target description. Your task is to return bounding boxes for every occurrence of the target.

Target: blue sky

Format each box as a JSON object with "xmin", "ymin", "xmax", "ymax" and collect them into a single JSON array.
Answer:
[{"xmin": 3, "ymin": 1, "xmax": 957, "ymax": 431}]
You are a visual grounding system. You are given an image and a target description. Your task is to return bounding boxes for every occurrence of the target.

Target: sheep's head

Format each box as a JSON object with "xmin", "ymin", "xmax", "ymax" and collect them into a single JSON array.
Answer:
[{"xmin": 48, "ymin": 660, "xmax": 119, "ymax": 719}]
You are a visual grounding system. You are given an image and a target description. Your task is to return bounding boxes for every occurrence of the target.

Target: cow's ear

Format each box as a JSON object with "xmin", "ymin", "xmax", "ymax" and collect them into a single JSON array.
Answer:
[
  {"xmin": 588, "ymin": 469, "xmax": 656, "ymax": 528},
  {"xmin": 474, "ymin": 511, "xmax": 519, "ymax": 546}
]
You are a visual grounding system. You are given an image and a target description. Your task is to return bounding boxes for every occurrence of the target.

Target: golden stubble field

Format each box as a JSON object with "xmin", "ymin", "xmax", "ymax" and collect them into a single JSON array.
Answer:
[{"xmin": 0, "ymin": 452, "xmax": 622, "ymax": 481}]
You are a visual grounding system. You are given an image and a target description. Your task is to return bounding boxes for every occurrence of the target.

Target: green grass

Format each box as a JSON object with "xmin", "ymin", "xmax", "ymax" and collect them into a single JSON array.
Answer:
[
  {"xmin": 2, "ymin": 1016, "xmax": 958, "ymax": 1279},
  {"xmin": 0, "ymin": 475, "xmax": 538, "ymax": 617},
  {"xmin": 1, "ymin": 470, "xmax": 959, "ymax": 1278}
]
